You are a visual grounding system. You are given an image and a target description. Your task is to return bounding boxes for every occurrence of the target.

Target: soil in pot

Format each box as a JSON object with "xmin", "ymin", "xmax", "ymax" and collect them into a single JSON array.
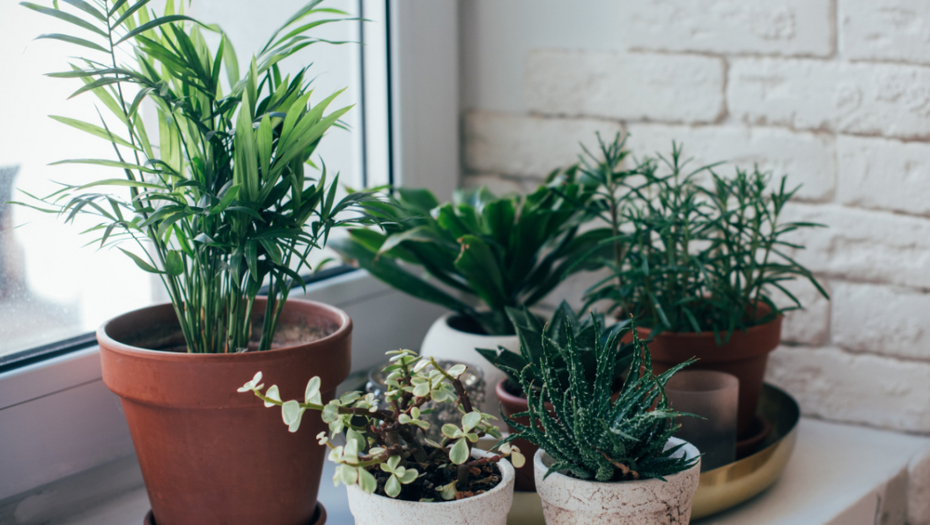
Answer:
[{"xmin": 99, "ymin": 298, "xmax": 352, "ymax": 525}]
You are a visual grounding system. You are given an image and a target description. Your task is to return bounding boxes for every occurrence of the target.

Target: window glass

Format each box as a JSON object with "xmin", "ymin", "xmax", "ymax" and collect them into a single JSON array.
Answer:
[{"xmin": 0, "ymin": 0, "xmax": 373, "ymax": 358}]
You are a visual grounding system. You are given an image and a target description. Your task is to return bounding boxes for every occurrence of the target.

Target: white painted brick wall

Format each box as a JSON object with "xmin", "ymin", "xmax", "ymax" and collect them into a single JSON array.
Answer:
[
  {"xmin": 782, "ymin": 203, "xmax": 930, "ymax": 289},
  {"xmin": 838, "ymin": 135, "xmax": 930, "ymax": 216},
  {"xmin": 621, "ymin": 0, "xmax": 834, "ymax": 57},
  {"xmin": 624, "ymin": 123, "xmax": 835, "ymax": 202},
  {"xmin": 766, "ymin": 346, "xmax": 930, "ymax": 433},
  {"xmin": 840, "ymin": 0, "xmax": 930, "ymax": 65},
  {"xmin": 729, "ymin": 58, "xmax": 930, "ymax": 140},
  {"xmin": 831, "ymin": 282, "xmax": 930, "ymax": 361},
  {"xmin": 463, "ymin": 111, "xmax": 623, "ymax": 178},
  {"xmin": 461, "ymin": 0, "xmax": 930, "ymax": 443},
  {"xmin": 525, "ymin": 50, "xmax": 725, "ymax": 124}
]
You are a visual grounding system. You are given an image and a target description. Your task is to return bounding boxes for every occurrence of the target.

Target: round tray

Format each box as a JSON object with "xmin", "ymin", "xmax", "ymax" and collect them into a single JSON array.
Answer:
[
  {"xmin": 691, "ymin": 383, "xmax": 800, "ymax": 519},
  {"xmin": 143, "ymin": 502, "xmax": 327, "ymax": 525}
]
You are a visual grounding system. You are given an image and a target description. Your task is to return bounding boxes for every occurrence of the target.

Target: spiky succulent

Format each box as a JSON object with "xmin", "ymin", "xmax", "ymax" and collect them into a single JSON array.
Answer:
[
  {"xmin": 476, "ymin": 301, "xmax": 634, "ymax": 392},
  {"xmin": 502, "ymin": 316, "xmax": 698, "ymax": 482}
]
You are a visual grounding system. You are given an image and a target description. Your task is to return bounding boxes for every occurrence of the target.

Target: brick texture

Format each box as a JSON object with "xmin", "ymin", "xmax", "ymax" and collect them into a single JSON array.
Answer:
[
  {"xmin": 621, "ymin": 0, "xmax": 834, "ymax": 57},
  {"xmin": 625, "ymin": 123, "xmax": 835, "ymax": 202},
  {"xmin": 525, "ymin": 51, "xmax": 725, "ymax": 124},
  {"xmin": 838, "ymin": 135, "xmax": 930, "ymax": 216},
  {"xmin": 840, "ymin": 0, "xmax": 930, "ymax": 65},
  {"xmin": 729, "ymin": 58, "xmax": 930, "ymax": 140},
  {"xmin": 461, "ymin": 0, "xmax": 930, "ymax": 436},
  {"xmin": 831, "ymin": 282, "xmax": 930, "ymax": 361},
  {"xmin": 464, "ymin": 111, "xmax": 623, "ymax": 178},
  {"xmin": 766, "ymin": 346, "xmax": 930, "ymax": 433}
]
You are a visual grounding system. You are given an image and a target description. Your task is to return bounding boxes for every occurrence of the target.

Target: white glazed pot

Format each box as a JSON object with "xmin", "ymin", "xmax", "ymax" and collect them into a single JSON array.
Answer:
[
  {"xmin": 346, "ymin": 448, "xmax": 516, "ymax": 525},
  {"xmin": 420, "ymin": 313, "xmax": 519, "ymax": 417},
  {"xmin": 534, "ymin": 437, "xmax": 701, "ymax": 525}
]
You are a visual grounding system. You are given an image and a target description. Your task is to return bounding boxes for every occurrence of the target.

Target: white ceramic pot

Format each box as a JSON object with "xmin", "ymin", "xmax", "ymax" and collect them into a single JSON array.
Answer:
[
  {"xmin": 346, "ymin": 448, "xmax": 516, "ymax": 525},
  {"xmin": 420, "ymin": 313, "xmax": 519, "ymax": 417},
  {"xmin": 534, "ymin": 438, "xmax": 701, "ymax": 525}
]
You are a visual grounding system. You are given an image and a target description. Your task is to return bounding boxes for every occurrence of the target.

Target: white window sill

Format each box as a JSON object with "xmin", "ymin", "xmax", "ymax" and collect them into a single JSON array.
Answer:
[{"xmin": 3, "ymin": 417, "xmax": 927, "ymax": 525}]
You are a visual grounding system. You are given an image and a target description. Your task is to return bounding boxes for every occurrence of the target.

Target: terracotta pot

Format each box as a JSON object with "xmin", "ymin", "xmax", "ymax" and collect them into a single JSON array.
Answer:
[
  {"xmin": 345, "ymin": 449, "xmax": 515, "ymax": 525},
  {"xmin": 496, "ymin": 378, "xmax": 550, "ymax": 492},
  {"xmin": 420, "ymin": 313, "xmax": 519, "ymax": 418},
  {"xmin": 634, "ymin": 306, "xmax": 782, "ymax": 438},
  {"xmin": 534, "ymin": 438, "xmax": 701, "ymax": 524},
  {"xmin": 98, "ymin": 298, "xmax": 352, "ymax": 525}
]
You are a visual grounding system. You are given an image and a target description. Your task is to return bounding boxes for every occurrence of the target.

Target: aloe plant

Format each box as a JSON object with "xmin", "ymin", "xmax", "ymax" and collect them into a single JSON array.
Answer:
[
  {"xmin": 242, "ymin": 349, "xmax": 524, "ymax": 501},
  {"xmin": 16, "ymin": 0, "xmax": 378, "ymax": 353},
  {"xmin": 502, "ymin": 316, "xmax": 697, "ymax": 481},
  {"xmin": 475, "ymin": 301, "xmax": 633, "ymax": 394},
  {"xmin": 332, "ymin": 183, "xmax": 605, "ymax": 336}
]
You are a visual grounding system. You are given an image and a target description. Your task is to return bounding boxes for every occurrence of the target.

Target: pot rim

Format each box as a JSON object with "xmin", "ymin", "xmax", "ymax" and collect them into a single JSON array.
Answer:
[
  {"xmin": 97, "ymin": 297, "xmax": 351, "ymax": 361},
  {"xmin": 534, "ymin": 437, "xmax": 700, "ymax": 488},
  {"xmin": 346, "ymin": 448, "xmax": 514, "ymax": 508},
  {"xmin": 636, "ymin": 302, "xmax": 782, "ymax": 340}
]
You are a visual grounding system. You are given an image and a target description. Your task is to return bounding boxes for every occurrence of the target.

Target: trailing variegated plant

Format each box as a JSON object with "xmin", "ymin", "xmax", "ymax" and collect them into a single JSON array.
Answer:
[
  {"xmin": 502, "ymin": 316, "xmax": 698, "ymax": 482},
  {"xmin": 240, "ymin": 349, "xmax": 525, "ymax": 501},
  {"xmin": 15, "ymin": 0, "xmax": 379, "ymax": 353}
]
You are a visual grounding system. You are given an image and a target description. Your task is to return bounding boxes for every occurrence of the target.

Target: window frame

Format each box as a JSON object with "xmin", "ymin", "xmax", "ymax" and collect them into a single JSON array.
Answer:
[{"xmin": 0, "ymin": 0, "xmax": 459, "ymax": 502}]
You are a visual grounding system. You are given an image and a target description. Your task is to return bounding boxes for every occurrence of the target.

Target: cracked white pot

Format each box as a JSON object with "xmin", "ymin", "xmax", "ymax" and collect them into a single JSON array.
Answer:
[
  {"xmin": 346, "ymin": 448, "xmax": 516, "ymax": 525},
  {"xmin": 534, "ymin": 437, "xmax": 702, "ymax": 525}
]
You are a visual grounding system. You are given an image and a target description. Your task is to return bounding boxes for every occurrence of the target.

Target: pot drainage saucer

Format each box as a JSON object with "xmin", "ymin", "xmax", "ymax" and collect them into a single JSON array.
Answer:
[{"xmin": 144, "ymin": 502, "xmax": 327, "ymax": 525}]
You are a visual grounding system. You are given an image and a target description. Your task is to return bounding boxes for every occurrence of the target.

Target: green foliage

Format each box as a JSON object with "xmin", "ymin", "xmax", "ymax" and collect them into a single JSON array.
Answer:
[
  {"xmin": 475, "ymin": 301, "xmax": 633, "ymax": 393},
  {"xmin": 503, "ymin": 316, "xmax": 698, "ymax": 482},
  {"xmin": 242, "ymin": 350, "xmax": 524, "ymax": 501},
  {"xmin": 18, "ymin": 0, "xmax": 380, "ymax": 352},
  {"xmin": 570, "ymin": 133, "xmax": 829, "ymax": 342},
  {"xmin": 331, "ymin": 184, "xmax": 604, "ymax": 336}
]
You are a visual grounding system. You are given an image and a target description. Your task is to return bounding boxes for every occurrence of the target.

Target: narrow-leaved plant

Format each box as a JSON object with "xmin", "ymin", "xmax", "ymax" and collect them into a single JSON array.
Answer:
[
  {"xmin": 502, "ymin": 316, "xmax": 698, "ymax": 481},
  {"xmin": 16, "ymin": 0, "xmax": 378, "ymax": 352},
  {"xmin": 240, "ymin": 350, "xmax": 525, "ymax": 501}
]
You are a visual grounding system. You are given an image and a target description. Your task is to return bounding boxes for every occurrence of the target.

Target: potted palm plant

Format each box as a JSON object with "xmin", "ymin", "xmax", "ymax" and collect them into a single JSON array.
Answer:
[
  {"xmin": 573, "ymin": 133, "xmax": 828, "ymax": 441},
  {"xmin": 476, "ymin": 301, "xmax": 633, "ymax": 491},
  {"xmin": 504, "ymin": 316, "xmax": 701, "ymax": 524},
  {"xmin": 332, "ymin": 183, "xmax": 603, "ymax": 414},
  {"xmin": 18, "ymin": 1, "xmax": 375, "ymax": 524},
  {"xmin": 242, "ymin": 349, "xmax": 522, "ymax": 525}
]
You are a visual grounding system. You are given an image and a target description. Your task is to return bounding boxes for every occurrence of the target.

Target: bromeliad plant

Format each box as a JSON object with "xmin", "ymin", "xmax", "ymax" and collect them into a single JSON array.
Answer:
[
  {"xmin": 476, "ymin": 301, "xmax": 633, "ymax": 395},
  {"xmin": 332, "ymin": 184, "xmax": 603, "ymax": 336},
  {"xmin": 572, "ymin": 134, "xmax": 828, "ymax": 342},
  {"xmin": 240, "ymin": 350, "xmax": 525, "ymax": 501},
  {"xmin": 17, "ymin": 0, "xmax": 376, "ymax": 352},
  {"xmin": 502, "ymin": 317, "xmax": 697, "ymax": 481}
]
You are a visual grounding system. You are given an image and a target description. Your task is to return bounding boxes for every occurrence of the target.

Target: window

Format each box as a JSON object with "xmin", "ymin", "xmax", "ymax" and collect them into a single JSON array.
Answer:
[{"xmin": 0, "ymin": 0, "xmax": 389, "ymax": 363}]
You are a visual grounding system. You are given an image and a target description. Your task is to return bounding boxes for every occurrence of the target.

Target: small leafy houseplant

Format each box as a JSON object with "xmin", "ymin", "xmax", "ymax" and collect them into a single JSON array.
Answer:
[
  {"xmin": 503, "ymin": 318, "xmax": 702, "ymax": 523},
  {"xmin": 569, "ymin": 133, "xmax": 829, "ymax": 439},
  {"xmin": 476, "ymin": 301, "xmax": 634, "ymax": 491},
  {"xmin": 18, "ymin": 1, "xmax": 378, "ymax": 523},
  {"xmin": 241, "ymin": 350, "xmax": 523, "ymax": 503},
  {"xmin": 503, "ymin": 317, "xmax": 696, "ymax": 482},
  {"xmin": 574, "ymin": 134, "xmax": 827, "ymax": 339},
  {"xmin": 332, "ymin": 184, "xmax": 600, "ymax": 337}
]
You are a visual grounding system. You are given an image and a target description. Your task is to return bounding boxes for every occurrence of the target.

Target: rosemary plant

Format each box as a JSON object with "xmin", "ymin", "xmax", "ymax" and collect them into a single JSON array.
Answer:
[
  {"xmin": 17, "ymin": 0, "xmax": 377, "ymax": 352},
  {"xmin": 503, "ymin": 316, "xmax": 697, "ymax": 482},
  {"xmin": 241, "ymin": 350, "xmax": 524, "ymax": 501},
  {"xmin": 574, "ymin": 134, "xmax": 828, "ymax": 341}
]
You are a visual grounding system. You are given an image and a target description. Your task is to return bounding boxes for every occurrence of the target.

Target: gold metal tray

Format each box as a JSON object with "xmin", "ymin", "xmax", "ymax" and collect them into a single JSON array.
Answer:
[
  {"xmin": 691, "ymin": 383, "xmax": 799, "ymax": 519},
  {"xmin": 505, "ymin": 383, "xmax": 800, "ymax": 524}
]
